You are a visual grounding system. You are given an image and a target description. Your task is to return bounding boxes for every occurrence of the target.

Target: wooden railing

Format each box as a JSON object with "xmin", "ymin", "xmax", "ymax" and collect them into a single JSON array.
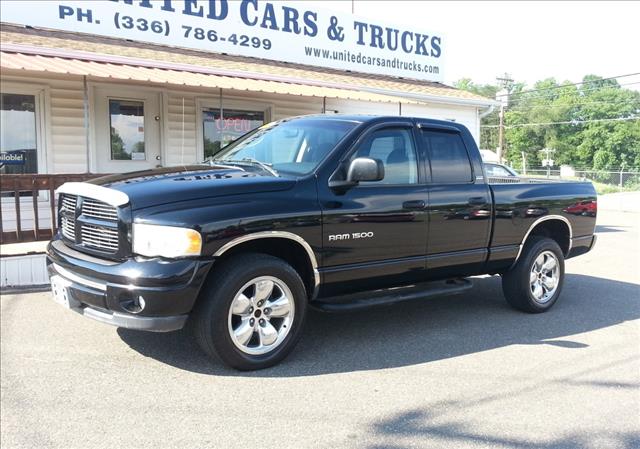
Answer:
[{"xmin": 1, "ymin": 173, "xmax": 104, "ymax": 244}]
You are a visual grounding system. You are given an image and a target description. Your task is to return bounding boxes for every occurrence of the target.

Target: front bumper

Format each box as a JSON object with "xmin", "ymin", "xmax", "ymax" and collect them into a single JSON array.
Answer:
[{"xmin": 47, "ymin": 238, "xmax": 213, "ymax": 332}]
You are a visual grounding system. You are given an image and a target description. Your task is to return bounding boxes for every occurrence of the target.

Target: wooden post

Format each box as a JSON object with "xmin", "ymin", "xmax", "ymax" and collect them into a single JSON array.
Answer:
[
  {"xmin": 32, "ymin": 177, "xmax": 40, "ymax": 241},
  {"xmin": 13, "ymin": 178, "xmax": 21, "ymax": 242}
]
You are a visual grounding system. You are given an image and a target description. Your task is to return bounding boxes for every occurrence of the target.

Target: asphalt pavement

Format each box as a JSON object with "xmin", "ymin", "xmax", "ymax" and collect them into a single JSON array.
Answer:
[{"xmin": 1, "ymin": 203, "xmax": 639, "ymax": 449}]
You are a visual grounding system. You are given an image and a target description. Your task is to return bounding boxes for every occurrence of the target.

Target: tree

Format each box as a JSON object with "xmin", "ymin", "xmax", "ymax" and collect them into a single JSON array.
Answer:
[
  {"xmin": 110, "ymin": 127, "xmax": 131, "ymax": 160},
  {"xmin": 456, "ymin": 74, "xmax": 640, "ymax": 170}
]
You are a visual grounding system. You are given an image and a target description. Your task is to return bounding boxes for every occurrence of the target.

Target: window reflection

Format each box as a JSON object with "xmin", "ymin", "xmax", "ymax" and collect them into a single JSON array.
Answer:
[
  {"xmin": 203, "ymin": 108, "xmax": 264, "ymax": 159},
  {"xmin": 110, "ymin": 99, "xmax": 145, "ymax": 161},
  {"xmin": 1, "ymin": 93, "xmax": 37, "ymax": 174}
]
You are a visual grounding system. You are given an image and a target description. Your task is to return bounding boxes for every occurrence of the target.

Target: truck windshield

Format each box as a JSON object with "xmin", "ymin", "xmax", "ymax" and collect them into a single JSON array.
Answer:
[{"xmin": 210, "ymin": 119, "xmax": 357, "ymax": 175}]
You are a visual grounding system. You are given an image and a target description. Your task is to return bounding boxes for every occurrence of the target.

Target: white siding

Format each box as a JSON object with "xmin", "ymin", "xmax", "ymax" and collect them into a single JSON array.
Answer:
[
  {"xmin": 2, "ymin": 72, "xmax": 88, "ymax": 173},
  {"xmin": 325, "ymin": 98, "xmax": 400, "ymax": 116},
  {"xmin": 49, "ymin": 78, "xmax": 87, "ymax": 173},
  {"xmin": 324, "ymin": 99, "xmax": 480, "ymax": 142},
  {"xmin": 2, "ymin": 72, "xmax": 482, "ymax": 174},
  {"xmin": 269, "ymin": 95, "xmax": 323, "ymax": 120},
  {"xmin": 164, "ymin": 89, "xmax": 324, "ymax": 166},
  {"xmin": 166, "ymin": 93, "xmax": 198, "ymax": 166},
  {"xmin": 0, "ymin": 254, "xmax": 49, "ymax": 288},
  {"xmin": 401, "ymin": 103, "xmax": 480, "ymax": 142},
  {"xmin": 1, "ymin": 199, "xmax": 53, "ymax": 233}
]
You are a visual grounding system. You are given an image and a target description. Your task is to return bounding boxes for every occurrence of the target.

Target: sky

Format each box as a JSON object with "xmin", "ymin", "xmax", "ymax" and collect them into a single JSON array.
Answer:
[{"xmin": 306, "ymin": 0, "xmax": 640, "ymax": 90}]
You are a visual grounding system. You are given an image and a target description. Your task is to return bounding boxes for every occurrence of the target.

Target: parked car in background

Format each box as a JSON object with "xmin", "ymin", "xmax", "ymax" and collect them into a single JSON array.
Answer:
[
  {"xmin": 564, "ymin": 200, "xmax": 598, "ymax": 217},
  {"xmin": 484, "ymin": 162, "xmax": 519, "ymax": 177}
]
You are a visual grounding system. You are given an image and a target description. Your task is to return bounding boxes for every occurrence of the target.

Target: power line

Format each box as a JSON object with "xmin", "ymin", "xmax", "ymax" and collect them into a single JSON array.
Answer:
[
  {"xmin": 507, "ymin": 81, "xmax": 640, "ymax": 103},
  {"xmin": 481, "ymin": 116, "xmax": 640, "ymax": 129},
  {"xmin": 495, "ymin": 72, "xmax": 640, "ymax": 98},
  {"xmin": 502, "ymin": 99, "xmax": 640, "ymax": 112}
]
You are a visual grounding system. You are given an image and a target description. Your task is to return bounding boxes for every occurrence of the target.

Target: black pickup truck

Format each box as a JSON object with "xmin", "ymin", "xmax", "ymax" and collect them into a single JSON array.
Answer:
[{"xmin": 47, "ymin": 115, "xmax": 597, "ymax": 370}]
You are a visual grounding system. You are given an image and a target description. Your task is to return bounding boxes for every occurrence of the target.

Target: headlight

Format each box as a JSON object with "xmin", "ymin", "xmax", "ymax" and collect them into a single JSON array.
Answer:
[{"xmin": 132, "ymin": 223, "xmax": 202, "ymax": 258}]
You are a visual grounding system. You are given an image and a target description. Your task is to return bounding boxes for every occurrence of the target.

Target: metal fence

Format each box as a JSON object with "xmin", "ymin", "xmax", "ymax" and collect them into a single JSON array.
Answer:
[{"xmin": 521, "ymin": 168, "xmax": 640, "ymax": 189}]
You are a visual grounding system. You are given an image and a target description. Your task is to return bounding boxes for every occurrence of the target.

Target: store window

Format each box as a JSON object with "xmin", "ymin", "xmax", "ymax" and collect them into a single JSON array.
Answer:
[
  {"xmin": 203, "ymin": 108, "xmax": 264, "ymax": 159},
  {"xmin": 0, "ymin": 93, "xmax": 38, "ymax": 174},
  {"xmin": 109, "ymin": 99, "xmax": 145, "ymax": 161}
]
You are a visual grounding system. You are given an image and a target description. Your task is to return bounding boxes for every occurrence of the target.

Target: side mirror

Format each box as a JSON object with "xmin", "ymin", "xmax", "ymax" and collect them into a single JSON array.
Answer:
[
  {"xmin": 329, "ymin": 157, "xmax": 384, "ymax": 191},
  {"xmin": 347, "ymin": 157, "xmax": 385, "ymax": 183}
]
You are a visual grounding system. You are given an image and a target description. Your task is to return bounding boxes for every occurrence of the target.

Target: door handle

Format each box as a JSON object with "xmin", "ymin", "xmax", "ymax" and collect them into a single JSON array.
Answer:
[
  {"xmin": 468, "ymin": 197, "xmax": 487, "ymax": 206},
  {"xmin": 403, "ymin": 200, "xmax": 426, "ymax": 210}
]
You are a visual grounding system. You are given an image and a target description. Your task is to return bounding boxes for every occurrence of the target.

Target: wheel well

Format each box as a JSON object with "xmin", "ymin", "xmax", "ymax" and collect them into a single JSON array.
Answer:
[
  {"xmin": 527, "ymin": 220, "xmax": 571, "ymax": 255},
  {"xmin": 214, "ymin": 238, "xmax": 315, "ymax": 299}
]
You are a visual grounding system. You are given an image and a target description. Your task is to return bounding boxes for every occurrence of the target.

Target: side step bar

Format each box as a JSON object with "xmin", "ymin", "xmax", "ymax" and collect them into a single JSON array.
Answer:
[{"xmin": 311, "ymin": 278, "xmax": 473, "ymax": 312}]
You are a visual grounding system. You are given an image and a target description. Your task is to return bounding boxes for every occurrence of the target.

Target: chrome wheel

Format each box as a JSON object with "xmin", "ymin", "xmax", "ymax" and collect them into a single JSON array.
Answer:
[
  {"xmin": 227, "ymin": 276, "xmax": 295, "ymax": 356},
  {"xmin": 529, "ymin": 250, "xmax": 559, "ymax": 304}
]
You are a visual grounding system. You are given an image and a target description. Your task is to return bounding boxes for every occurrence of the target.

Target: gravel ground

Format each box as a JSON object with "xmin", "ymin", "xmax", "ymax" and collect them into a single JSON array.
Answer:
[{"xmin": 1, "ymin": 206, "xmax": 639, "ymax": 449}]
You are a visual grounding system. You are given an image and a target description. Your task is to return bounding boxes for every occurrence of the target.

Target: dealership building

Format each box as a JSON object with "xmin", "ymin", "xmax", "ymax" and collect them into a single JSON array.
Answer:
[
  {"xmin": 1, "ymin": 1, "xmax": 494, "ymax": 178},
  {"xmin": 0, "ymin": 1, "xmax": 494, "ymax": 285}
]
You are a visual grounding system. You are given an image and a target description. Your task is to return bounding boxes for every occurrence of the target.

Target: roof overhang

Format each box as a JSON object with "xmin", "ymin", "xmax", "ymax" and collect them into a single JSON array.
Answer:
[{"xmin": 1, "ymin": 43, "xmax": 497, "ymax": 108}]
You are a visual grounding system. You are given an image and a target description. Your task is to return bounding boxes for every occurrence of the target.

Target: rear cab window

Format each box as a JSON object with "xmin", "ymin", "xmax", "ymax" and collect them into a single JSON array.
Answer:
[{"xmin": 420, "ymin": 129, "xmax": 473, "ymax": 183}]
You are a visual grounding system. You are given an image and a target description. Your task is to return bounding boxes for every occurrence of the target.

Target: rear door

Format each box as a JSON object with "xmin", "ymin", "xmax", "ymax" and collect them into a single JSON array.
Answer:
[{"xmin": 418, "ymin": 124, "xmax": 492, "ymax": 277}]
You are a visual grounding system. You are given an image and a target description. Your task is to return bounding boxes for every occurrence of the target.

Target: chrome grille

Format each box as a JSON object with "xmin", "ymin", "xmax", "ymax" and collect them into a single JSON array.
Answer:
[
  {"xmin": 80, "ymin": 224, "xmax": 119, "ymax": 251},
  {"xmin": 61, "ymin": 194, "xmax": 77, "ymax": 212},
  {"xmin": 61, "ymin": 216, "xmax": 76, "ymax": 241},
  {"xmin": 82, "ymin": 198, "xmax": 118, "ymax": 221},
  {"xmin": 58, "ymin": 193, "xmax": 121, "ymax": 254}
]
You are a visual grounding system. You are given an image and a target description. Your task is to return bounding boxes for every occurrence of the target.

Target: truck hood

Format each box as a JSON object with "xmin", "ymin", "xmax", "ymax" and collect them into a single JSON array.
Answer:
[{"xmin": 88, "ymin": 165, "xmax": 296, "ymax": 210}]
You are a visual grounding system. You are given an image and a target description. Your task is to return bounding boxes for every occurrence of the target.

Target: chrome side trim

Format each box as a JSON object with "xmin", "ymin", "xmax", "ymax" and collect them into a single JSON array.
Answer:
[
  {"xmin": 52, "ymin": 263, "xmax": 108, "ymax": 292},
  {"xmin": 57, "ymin": 182, "xmax": 129, "ymax": 207},
  {"xmin": 213, "ymin": 231, "xmax": 320, "ymax": 300},
  {"xmin": 511, "ymin": 215, "xmax": 573, "ymax": 268}
]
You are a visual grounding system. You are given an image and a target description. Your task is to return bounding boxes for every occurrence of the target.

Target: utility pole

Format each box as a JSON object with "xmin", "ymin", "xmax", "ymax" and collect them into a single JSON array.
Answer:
[
  {"xmin": 497, "ymin": 106, "xmax": 505, "ymax": 163},
  {"xmin": 495, "ymin": 75, "xmax": 513, "ymax": 164}
]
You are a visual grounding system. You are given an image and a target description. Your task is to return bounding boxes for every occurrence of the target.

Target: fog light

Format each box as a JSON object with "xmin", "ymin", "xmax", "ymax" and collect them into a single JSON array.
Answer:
[{"xmin": 121, "ymin": 295, "xmax": 146, "ymax": 314}]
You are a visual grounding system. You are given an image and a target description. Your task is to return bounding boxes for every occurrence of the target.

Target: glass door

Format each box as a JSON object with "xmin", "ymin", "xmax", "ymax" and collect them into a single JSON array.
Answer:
[{"xmin": 94, "ymin": 87, "xmax": 161, "ymax": 173}]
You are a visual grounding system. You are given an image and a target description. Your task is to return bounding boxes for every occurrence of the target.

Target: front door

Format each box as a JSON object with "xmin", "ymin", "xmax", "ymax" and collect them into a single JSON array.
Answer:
[
  {"xmin": 319, "ymin": 124, "xmax": 429, "ymax": 296},
  {"xmin": 94, "ymin": 87, "xmax": 161, "ymax": 173}
]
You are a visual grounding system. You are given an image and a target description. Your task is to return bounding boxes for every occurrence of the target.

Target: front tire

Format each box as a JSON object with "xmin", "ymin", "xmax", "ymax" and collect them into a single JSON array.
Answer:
[
  {"xmin": 502, "ymin": 236, "xmax": 565, "ymax": 313},
  {"xmin": 193, "ymin": 253, "xmax": 307, "ymax": 370}
]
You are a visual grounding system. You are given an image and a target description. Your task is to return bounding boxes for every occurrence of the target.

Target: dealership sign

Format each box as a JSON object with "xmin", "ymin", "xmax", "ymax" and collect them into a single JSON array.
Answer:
[{"xmin": 1, "ymin": 0, "xmax": 445, "ymax": 82}]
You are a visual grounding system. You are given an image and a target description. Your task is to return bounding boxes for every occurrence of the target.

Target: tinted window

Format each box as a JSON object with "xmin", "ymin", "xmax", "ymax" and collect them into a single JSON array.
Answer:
[
  {"xmin": 485, "ymin": 164, "xmax": 512, "ymax": 177},
  {"xmin": 422, "ymin": 130, "xmax": 472, "ymax": 183},
  {"xmin": 351, "ymin": 128, "xmax": 418, "ymax": 184}
]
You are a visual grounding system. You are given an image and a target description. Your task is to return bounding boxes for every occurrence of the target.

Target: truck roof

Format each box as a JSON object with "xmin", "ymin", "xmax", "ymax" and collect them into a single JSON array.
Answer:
[{"xmin": 287, "ymin": 114, "xmax": 466, "ymax": 130}]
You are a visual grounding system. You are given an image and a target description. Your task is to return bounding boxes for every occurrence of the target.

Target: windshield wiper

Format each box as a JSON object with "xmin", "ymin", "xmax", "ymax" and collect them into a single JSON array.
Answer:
[{"xmin": 219, "ymin": 158, "xmax": 279, "ymax": 177}]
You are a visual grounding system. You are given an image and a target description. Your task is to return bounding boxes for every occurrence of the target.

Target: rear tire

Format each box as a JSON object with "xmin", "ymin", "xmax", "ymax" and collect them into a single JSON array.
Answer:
[
  {"xmin": 193, "ymin": 253, "xmax": 307, "ymax": 370},
  {"xmin": 502, "ymin": 236, "xmax": 565, "ymax": 313}
]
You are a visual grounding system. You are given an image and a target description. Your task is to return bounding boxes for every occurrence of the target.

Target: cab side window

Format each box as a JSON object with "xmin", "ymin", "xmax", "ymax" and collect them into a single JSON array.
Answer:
[
  {"xmin": 351, "ymin": 128, "xmax": 418, "ymax": 185},
  {"xmin": 485, "ymin": 164, "xmax": 511, "ymax": 177},
  {"xmin": 421, "ymin": 130, "xmax": 473, "ymax": 183}
]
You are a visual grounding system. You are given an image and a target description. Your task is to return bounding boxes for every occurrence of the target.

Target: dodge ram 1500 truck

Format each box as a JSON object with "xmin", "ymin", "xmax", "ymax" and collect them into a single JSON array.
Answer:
[{"xmin": 47, "ymin": 115, "xmax": 597, "ymax": 370}]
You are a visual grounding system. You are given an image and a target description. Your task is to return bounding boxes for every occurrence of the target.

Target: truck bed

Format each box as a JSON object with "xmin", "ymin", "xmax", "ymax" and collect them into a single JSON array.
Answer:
[{"xmin": 488, "ymin": 179, "xmax": 597, "ymax": 250}]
